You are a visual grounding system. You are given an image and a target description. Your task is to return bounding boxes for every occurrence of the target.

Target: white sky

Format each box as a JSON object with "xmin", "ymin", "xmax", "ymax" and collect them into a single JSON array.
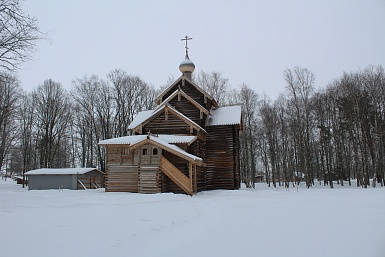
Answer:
[{"xmin": 18, "ymin": 0, "xmax": 385, "ymax": 100}]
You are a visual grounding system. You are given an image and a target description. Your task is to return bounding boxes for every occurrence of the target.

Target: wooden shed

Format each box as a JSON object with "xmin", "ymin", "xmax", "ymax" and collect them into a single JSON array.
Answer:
[
  {"xmin": 25, "ymin": 168, "xmax": 104, "ymax": 190},
  {"xmin": 99, "ymin": 45, "xmax": 242, "ymax": 195}
]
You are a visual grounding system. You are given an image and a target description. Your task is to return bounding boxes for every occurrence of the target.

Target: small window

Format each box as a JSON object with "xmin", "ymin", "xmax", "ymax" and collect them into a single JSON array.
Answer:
[
  {"xmin": 152, "ymin": 148, "xmax": 158, "ymax": 155},
  {"xmin": 123, "ymin": 148, "xmax": 130, "ymax": 155},
  {"xmin": 142, "ymin": 148, "xmax": 148, "ymax": 155}
]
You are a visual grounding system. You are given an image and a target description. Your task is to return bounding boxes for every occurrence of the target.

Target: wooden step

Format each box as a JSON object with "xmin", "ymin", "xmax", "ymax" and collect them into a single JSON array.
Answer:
[{"xmin": 160, "ymin": 156, "xmax": 192, "ymax": 195}]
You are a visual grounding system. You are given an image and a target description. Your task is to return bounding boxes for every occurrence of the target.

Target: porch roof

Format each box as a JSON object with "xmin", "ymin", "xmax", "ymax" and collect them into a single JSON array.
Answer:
[{"xmin": 99, "ymin": 134, "xmax": 202, "ymax": 165}]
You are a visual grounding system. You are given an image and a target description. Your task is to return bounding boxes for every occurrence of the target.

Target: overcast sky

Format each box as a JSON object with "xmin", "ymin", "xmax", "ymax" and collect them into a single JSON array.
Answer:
[{"xmin": 19, "ymin": 0, "xmax": 385, "ymax": 100}]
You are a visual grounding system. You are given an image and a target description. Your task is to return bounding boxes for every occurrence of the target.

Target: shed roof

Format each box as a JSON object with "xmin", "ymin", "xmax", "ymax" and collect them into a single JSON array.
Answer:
[
  {"xmin": 207, "ymin": 105, "xmax": 242, "ymax": 126},
  {"xmin": 25, "ymin": 168, "xmax": 99, "ymax": 176}
]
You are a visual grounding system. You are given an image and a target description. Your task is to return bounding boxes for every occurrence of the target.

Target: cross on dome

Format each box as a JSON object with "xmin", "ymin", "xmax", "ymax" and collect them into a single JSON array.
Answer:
[
  {"xmin": 181, "ymin": 35, "xmax": 192, "ymax": 55},
  {"xmin": 179, "ymin": 35, "xmax": 195, "ymax": 78}
]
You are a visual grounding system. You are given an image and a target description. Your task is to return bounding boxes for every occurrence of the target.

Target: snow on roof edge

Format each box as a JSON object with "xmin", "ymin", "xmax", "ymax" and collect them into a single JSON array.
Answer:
[
  {"xmin": 99, "ymin": 134, "xmax": 197, "ymax": 146},
  {"xmin": 25, "ymin": 168, "xmax": 100, "ymax": 175},
  {"xmin": 207, "ymin": 105, "xmax": 242, "ymax": 126}
]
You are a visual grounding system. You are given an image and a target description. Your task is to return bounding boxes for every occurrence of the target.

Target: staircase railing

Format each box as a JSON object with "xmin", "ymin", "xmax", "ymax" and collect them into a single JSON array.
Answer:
[{"xmin": 160, "ymin": 156, "xmax": 192, "ymax": 195}]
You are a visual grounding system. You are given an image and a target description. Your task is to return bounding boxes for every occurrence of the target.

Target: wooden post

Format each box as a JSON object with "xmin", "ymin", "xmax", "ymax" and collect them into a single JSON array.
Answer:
[
  {"xmin": 194, "ymin": 164, "xmax": 197, "ymax": 194},
  {"xmin": 189, "ymin": 162, "xmax": 193, "ymax": 194}
]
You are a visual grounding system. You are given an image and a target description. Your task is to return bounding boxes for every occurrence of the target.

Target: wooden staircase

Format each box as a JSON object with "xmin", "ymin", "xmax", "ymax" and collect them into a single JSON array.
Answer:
[{"xmin": 160, "ymin": 157, "xmax": 193, "ymax": 195}]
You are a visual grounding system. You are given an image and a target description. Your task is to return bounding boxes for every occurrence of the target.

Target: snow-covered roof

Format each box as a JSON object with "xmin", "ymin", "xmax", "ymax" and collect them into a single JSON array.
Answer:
[
  {"xmin": 154, "ymin": 135, "xmax": 197, "ymax": 144},
  {"xmin": 128, "ymin": 104, "xmax": 206, "ymax": 134},
  {"xmin": 25, "ymin": 168, "xmax": 99, "ymax": 176},
  {"xmin": 128, "ymin": 110, "xmax": 156, "ymax": 130},
  {"xmin": 99, "ymin": 134, "xmax": 202, "ymax": 164},
  {"xmin": 207, "ymin": 105, "xmax": 242, "ymax": 126},
  {"xmin": 132, "ymin": 136, "xmax": 202, "ymax": 163},
  {"xmin": 155, "ymin": 76, "xmax": 218, "ymax": 107},
  {"xmin": 155, "ymin": 88, "xmax": 208, "ymax": 115},
  {"xmin": 99, "ymin": 134, "xmax": 197, "ymax": 145}
]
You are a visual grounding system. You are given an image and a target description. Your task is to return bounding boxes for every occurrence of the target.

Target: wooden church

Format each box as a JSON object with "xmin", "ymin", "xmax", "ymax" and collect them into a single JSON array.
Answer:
[{"xmin": 99, "ymin": 37, "xmax": 242, "ymax": 195}]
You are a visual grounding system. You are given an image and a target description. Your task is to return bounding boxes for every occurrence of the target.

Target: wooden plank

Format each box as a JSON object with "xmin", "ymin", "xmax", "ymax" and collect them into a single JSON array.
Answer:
[{"xmin": 160, "ymin": 156, "xmax": 192, "ymax": 195}]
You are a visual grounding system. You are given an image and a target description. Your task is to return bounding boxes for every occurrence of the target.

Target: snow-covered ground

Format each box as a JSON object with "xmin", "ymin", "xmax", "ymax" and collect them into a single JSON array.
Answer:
[{"xmin": 1, "ymin": 179, "xmax": 384, "ymax": 257}]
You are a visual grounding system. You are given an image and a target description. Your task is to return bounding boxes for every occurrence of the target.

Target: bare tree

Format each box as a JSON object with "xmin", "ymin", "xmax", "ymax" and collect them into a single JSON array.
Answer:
[
  {"xmin": 284, "ymin": 67, "xmax": 315, "ymax": 187},
  {"xmin": 0, "ymin": 72, "xmax": 20, "ymax": 176},
  {"xmin": 259, "ymin": 96, "xmax": 279, "ymax": 187},
  {"xmin": 0, "ymin": 0, "xmax": 45, "ymax": 71},
  {"xmin": 196, "ymin": 71, "xmax": 230, "ymax": 106},
  {"xmin": 238, "ymin": 84, "xmax": 259, "ymax": 188},
  {"xmin": 18, "ymin": 92, "xmax": 35, "ymax": 185},
  {"xmin": 32, "ymin": 79, "xmax": 72, "ymax": 168}
]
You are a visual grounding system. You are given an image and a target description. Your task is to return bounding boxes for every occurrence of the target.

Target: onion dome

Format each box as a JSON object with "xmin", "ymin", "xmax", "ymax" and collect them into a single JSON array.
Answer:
[{"xmin": 179, "ymin": 53, "xmax": 195, "ymax": 74}]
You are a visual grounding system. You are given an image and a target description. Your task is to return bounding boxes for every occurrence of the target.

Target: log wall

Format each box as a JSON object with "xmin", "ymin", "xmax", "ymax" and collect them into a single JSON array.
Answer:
[
  {"xmin": 143, "ymin": 112, "xmax": 193, "ymax": 135},
  {"xmin": 105, "ymin": 165, "xmax": 139, "ymax": 192},
  {"xmin": 161, "ymin": 80, "xmax": 214, "ymax": 111},
  {"xmin": 169, "ymin": 97, "xmax": 205, "ymax": 127},
  {"xmin": 105, "ymin": 145, "xmax": 139, "ymax": 192},
  {"xmin": 205, "ymin": 125, "xmax": 240, "ymax": 190},
  {"xmin": 139, "ymin": 165, "xmax": 161, "ymax": 193}
]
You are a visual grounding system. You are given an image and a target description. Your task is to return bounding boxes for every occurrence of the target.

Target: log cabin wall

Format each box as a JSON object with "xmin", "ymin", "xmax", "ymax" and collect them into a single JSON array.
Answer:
[
  {"xmin": 138, "ymin": 144, "xmax": 161, "ymax": 193},
  {"xmin": 205, "ymin": 125, "xmax": 240, "ymax": 190},
  {"xmin": 105, "ymin": 145, "xmax": 140, "ymax": 192},
  {"xmin": 161, "ymin": 80, "xmax": 214, "ymax": 111},
  {"xmin": 169, "ymin": 97, "xmax": 205, "ymax": 127},
  {"xmin": 233, "ymin": 125, "xmax": 241, "ymax": 189},
  {"xmin": 142, "ymin": 112, "xmax": 194, "ymax": 135}
]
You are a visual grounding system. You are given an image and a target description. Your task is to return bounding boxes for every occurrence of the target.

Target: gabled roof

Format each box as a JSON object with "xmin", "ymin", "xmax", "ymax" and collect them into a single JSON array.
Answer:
[
  {"xmin": 155, "ymin": 75, "xmax": 218, "ymax": 107},
  {"xmin": 99, "ymin": 135, "xmax": 202, "ymax": 165},
  {"xmin": 127, "ymin": 110, "xmax": 154, "ymax": 130},
  {"xmin": 207, "ymin": 105, "xmax": 242, "ymax": 126},
  {"xmin": 155, "ymin": 88, "xmax": 209, "ymax": 115},
  {"xmin": 128, "ymin": 107, "xmax": 165, "ymax": 130},
  {"xmin": 25, "ymin": 168, "xmax": 100, "ymax": 175},
  {"xmin": 128, "ymin": 104, "xmax": 207, "ymax": 134}
]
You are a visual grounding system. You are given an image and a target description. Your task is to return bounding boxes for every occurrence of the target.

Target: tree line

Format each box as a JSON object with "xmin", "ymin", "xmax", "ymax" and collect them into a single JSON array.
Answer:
[
  {"xmin": 235, "ymin": 65, "xmax": 385, "ymax": 188},
  {"xmin": 1, "ymin": 66, "xmax": 384, "ymax": 189}
]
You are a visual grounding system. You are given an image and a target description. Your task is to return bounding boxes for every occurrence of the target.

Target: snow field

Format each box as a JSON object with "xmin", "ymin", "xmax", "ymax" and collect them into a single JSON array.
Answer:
[{"xmin": 1, "ymin": 179, "xmax": 384, "ymax": 257}]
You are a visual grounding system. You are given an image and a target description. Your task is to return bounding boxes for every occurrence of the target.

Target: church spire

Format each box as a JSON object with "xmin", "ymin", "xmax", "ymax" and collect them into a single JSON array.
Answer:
[{"xmin": 179, "ymin": 35, "xmax": 195, "ymax": 79}]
